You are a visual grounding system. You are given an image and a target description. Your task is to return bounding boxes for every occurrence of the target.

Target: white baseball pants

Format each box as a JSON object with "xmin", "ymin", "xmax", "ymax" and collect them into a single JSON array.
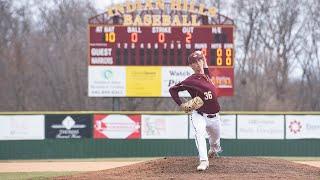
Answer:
[{"xmin": 190, "ymin": 110, "xmax": 221, "ymax": 161}]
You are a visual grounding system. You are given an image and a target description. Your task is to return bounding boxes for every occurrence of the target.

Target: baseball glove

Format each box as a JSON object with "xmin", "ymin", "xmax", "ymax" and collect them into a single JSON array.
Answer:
[{"xmin": 180, "ymin": 96, "xmax": 204, "ymax": 113}]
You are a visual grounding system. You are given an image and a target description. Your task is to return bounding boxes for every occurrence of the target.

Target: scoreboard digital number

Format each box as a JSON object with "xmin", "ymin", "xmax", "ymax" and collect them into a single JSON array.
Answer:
[{"xmin": 89, "ymin": 26, "xmax": 234, "ymax": 67}]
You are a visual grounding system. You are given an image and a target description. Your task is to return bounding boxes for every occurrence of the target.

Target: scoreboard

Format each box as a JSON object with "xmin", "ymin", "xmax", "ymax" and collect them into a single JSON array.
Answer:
[
  {"xmin": 88, "ymin": 0, "xmax": 235, "ymax": 97},
  {"xmin": 89, "ymin": 26, "xmax": 234, "ymax": 67}
]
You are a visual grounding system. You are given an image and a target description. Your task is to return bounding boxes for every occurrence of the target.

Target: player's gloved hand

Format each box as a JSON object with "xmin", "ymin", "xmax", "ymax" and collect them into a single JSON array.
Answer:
[
  {"xmin": 180, "ymin": 103, "xmax": 191, "ymax": 113},
  {"xmin": 180, "ymin": 96, "xmax": 204, "ymax": 113}
]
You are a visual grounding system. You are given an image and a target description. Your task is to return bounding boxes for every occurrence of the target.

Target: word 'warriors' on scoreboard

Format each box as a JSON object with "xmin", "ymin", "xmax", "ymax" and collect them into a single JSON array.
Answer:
[{"xmin": 88, "ymin": 0, "xmax": 235, "ymax": 97}]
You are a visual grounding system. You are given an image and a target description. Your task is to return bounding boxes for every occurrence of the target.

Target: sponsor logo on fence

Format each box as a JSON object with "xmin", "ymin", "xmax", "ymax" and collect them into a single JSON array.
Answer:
[
  {"xmin": 289, "ymin": 120, "xmax": 302, "ymax": 134},
  {"xmin": 220, "ymin": 115, "xmax": 236, "ymax": 139},
  {"xmin": 237, "ymin": 115, "xmax": 284, "ymax": 139},
  {"xmin": 94, "ymin": 114, "xmax": 141, "ymax": 139},
  {"xmin": 141, "ymin": 115, "xmax": 188, "ymax": 139},
  {"xmin": 286, "ymin": 115, "xmax": 320, "ymax": 139},
  {"xmin": 45, "ymin": 115, "xmax": 92, "ymax": 139},
  {"xmin": 0, "ymin": 115, "xmax": 45, "ymax": 140}
]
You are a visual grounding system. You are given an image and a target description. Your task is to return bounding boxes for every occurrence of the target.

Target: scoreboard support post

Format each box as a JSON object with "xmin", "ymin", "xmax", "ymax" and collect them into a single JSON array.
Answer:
[{"xmin": 112, "ymin": 97, "xmax": 120, "ymax": 111}]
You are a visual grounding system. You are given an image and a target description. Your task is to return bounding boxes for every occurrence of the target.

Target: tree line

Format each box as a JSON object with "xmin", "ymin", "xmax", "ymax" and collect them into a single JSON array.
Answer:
[{"xmin": 0, "ymin": 0, "xmax": 319, "ymax": 111}]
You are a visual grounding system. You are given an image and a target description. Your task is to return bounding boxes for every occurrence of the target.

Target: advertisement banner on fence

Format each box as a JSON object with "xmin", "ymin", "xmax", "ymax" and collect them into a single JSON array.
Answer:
[
  {"xmin": 94, "ymin": 114, "xmax": 141, "ymax": 139},
  {"xmin": 286, "ymin": 115, "xmax": 320, "ymax": 139},
  {"xmin": 237, "ymin": 115, "xmax": 284, "ymax": 139},
  {"xmin": 220, "ymin": 115, "xmax": 236, "ymax": 139},
  {"xmin": 88, "ymin": 66, "xmax": 126, "ymax": 97},
  {"xmin": 161, "ymin": 66, "xmax": 193, "ymax": 97},
  {"xmin": 0, "ymin": 115, "xmax": 44, "ymax": 140},
  {"xmin": 189, "ymin": 114, "xmax": 236, "ymax": 139},
  {"xmin": 45, "ymin": 115, "xmax": 92, "ymax": 139},
  {"xmin": 141, "ymin": 115, "xmax": 188, "ymax": 139}
]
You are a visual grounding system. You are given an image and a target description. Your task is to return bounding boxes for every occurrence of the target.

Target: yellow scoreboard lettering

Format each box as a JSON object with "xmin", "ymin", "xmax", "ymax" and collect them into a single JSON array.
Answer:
[{"xmin": 126, "ymin": 66, "xmax": 162, "ymax": 97}]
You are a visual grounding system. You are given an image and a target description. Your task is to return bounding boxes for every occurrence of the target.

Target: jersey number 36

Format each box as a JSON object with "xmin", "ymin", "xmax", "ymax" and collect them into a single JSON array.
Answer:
[{"xmin": 204, "ymin": 91, "xmax": 213, "ymax": 100}]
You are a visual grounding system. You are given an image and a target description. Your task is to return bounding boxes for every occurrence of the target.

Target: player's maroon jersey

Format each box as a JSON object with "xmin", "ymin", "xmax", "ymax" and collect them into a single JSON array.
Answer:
[{"xmin": 169, "ymin": 68, "xmax": 220, "ymax": 114}]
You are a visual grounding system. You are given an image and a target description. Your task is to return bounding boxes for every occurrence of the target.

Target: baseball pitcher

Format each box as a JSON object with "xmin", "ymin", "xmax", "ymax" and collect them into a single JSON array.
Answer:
[{"xmin": 169, "ymin": 50, "xmax": 222, "ymax": 171}]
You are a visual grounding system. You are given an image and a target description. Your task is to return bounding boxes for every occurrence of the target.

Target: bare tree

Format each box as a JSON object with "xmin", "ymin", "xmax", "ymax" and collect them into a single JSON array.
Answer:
[
  {"xmin": 221, "ymin": 0, "xmax": 311, "ymax": 111},
  {"xmin": 0, "ymin": 0, "xmax": 34, "ymax": 110},
  {"xmin": 0, "ymin": 0, "xmax": 319, "ymax": 111},
  {"xmin": 0, "ymin": 0, "xmax": 13, "ymax": 110},
  {"xmin": 31, "ymin": 0, "xmax": 96, "ymax": 110},
  {"xmin": 295, "ymin": 0, "xmax": 320, "ymax": 110},
  {"xmin": 258, "ymin": 0, "xmax": 303, "ymax": 106},
  {"xmin": 221, "ymin": 0, "xmax": 273, "ymax": 110}
]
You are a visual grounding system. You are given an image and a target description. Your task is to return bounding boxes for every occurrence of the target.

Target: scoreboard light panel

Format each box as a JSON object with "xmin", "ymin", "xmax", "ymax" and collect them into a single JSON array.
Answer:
[{"xmin": 89, "ymin": 26, "xmax": 234, "ymax": 66}]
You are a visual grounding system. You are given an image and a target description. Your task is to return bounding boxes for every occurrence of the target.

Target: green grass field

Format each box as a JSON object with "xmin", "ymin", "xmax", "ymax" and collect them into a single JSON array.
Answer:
[
  {"xmin": 0, "ymin": 157, "xmax": 157, "ymax": 163},
  {"xmin": 0, "ymin": 172, "xmax": 78, "ymax": 180},
  {"xmin": 0, "ymin": 157, "xmax": 158, "ymax": 180},
  {"xmin": 265, "ymin": 156, "xmax": 320, "ymax": 161}
]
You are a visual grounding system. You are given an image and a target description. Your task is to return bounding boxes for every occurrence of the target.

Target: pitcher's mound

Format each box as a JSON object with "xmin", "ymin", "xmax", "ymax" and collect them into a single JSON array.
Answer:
[{"xmin": 55, "ymin": 157, "xmax": 320, "ymax": 180}]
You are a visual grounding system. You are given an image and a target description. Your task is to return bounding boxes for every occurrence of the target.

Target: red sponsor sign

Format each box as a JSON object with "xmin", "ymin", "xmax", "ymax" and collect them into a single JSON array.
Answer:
[
  {"xmin": 209, "ymin": 67, "xmax": 234, "ymax": 96},
  {"xmin": 93, "ymin": 114, "xmax": 141, "ymax": 139}
]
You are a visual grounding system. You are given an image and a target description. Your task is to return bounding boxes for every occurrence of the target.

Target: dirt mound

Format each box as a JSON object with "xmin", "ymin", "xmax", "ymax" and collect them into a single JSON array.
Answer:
[{"xmin": 54, "ymin": 157, "xmax": 320, "ymax": 180}]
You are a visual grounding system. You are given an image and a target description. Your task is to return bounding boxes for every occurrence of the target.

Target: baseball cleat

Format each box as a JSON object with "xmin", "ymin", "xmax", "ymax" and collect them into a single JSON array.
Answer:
[
  {"xmin": 208, "ymin": 147, "xmax": 222, "ymax": 158},
  {"xmin": 197, "ymin": 160, "xmax": 209, "ymax": 171}
]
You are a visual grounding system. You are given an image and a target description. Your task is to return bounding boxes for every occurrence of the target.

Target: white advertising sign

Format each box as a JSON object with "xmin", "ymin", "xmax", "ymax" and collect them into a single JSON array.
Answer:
[
  {"xmin": 286, "ymin": 115, "xmax": 320, "ymax": 139},
  {"xmin": 237, "ymin": 115, "xmax": 284, "ymax": 139},
  {"xmin": 141, "ymin": 115, "xmax": 188, "ymax": 139},
  {"xmin": 0, "ymin": 115, "xmax": 45, "ymax": 140},
  {"xmin": 94, "ymin": 114, "xmax": 141, "ymax": 139},
  {"xmin": 88, "ymin": 66, "xmax": 126, "ymax": 97},
  {"xmin": 189, "ymin": 114, "xmax": 236, "ymax": 139},
  {"xmin": 220, "ymin": 115, "xmax": 236, "ymax": 139},
  {"xmin": 161, "ymin": 66, "xmax": 193, "ymax": 97}
]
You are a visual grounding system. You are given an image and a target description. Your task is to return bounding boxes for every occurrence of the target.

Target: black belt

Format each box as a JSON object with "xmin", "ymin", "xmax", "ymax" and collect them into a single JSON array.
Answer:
[{"xmin": 197, "ymin": 111, "xmax": 216, "ymax": 118}]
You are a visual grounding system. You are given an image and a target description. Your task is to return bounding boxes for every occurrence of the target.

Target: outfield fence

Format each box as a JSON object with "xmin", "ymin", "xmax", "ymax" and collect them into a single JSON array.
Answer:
[{"xmin": 0, "ymin": 111, "xmax": 319, "ymax": 159}]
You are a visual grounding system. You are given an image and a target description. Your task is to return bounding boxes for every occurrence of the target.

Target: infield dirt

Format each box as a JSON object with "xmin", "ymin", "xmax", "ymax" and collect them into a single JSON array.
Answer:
[{"xmin": 54, "ymin": 157, "xmax": 320, "ymax": 180}]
